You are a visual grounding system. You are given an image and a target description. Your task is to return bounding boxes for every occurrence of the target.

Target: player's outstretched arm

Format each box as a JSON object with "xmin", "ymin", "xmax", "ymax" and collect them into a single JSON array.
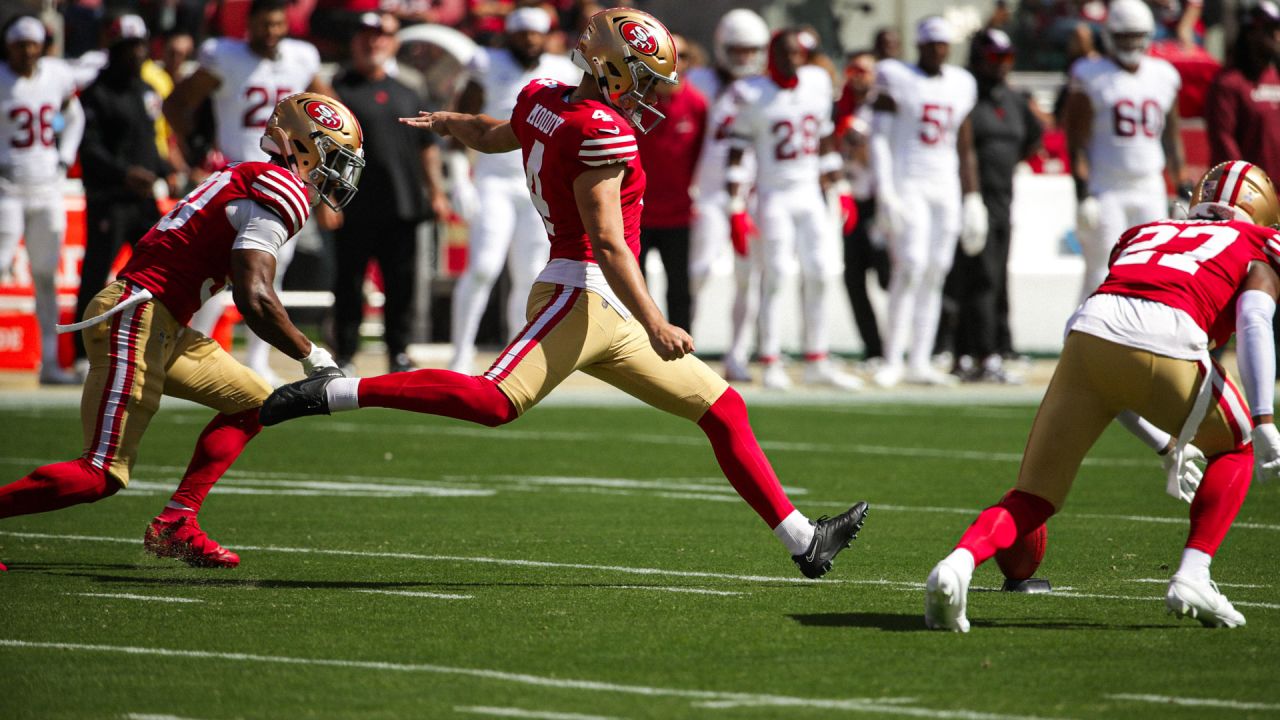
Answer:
[
  {"xmin": 398, "ymin": 111, "xmax": 519, "ymax": 154},
  {"xmin": 230, "ymin": 249, "xmax": 320, "ymax": 366},
  {"xmin": 573, "ymin": 165, "xmax": 693, "ymax": 361},
  {"xmin": 1239, "ymin": 261, "xmax": 1280, "ymax": 480}
]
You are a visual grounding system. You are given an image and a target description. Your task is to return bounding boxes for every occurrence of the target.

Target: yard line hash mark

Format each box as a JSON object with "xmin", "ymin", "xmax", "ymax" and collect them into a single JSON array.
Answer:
[
  {"xmin": 352, "ymin": 589, "xmax": 473, "ymax": 600},
  {"xmin": 0, "ymin": 640, "xmax": 1062, "ymax": 719},
  {"xmin": 73, "ymin": 593, "xmax": 202, "ymax": 604},
  {"xmin": 455, "ymin": 706, "xmax": 623, "ymax": 720},
  {"xmin": 1106, "ymin": 694, "xmax": 1280, "ymax": 711}
]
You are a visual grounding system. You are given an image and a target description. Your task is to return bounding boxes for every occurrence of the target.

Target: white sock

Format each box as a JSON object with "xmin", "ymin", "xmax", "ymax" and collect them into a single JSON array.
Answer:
[
  {"xmin": 774, "ymin": 510, "xmax": 815, "ymax": 556},
  {"xmin": 944, "ymin": 548, "xmax": 976, "ymax": 576},
  {"xmin": 1178, "ymin": 548, "xmax": 1212, "ymax": 580},
  {"xmin": 326, "ymin": 378, "xmax": 362, "ymax": 412}
]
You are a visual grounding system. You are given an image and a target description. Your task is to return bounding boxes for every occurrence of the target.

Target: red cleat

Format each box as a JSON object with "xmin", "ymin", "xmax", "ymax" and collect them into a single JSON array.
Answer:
[{"xmin": 144, "ymin": 515, "xmax": 240, "ymax": 568}]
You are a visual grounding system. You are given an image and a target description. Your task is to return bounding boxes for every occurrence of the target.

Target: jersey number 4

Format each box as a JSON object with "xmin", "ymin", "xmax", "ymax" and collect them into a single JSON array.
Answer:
[
  {"xmin": 1113, "ymin": 224, "xmax": 1239, "ymax": 275},
  {"xmin": 525, "ymin": 140, "xmax": 554, "ymax": 235}
]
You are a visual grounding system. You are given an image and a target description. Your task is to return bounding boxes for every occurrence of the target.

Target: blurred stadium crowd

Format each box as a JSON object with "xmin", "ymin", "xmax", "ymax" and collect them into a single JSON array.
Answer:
[{"xmin": 0, "ymin": 0, "xmax": 1277, "ymax": 391}]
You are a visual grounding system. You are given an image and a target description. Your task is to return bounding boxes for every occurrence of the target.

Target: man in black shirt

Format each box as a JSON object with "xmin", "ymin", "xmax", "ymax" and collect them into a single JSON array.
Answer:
[
  {"xmin": 74, "ymin": 15, "xmax": 173, "ymax": 369},
  {"xmin": 331, "ymin": 12, "xmax": 450, "ymax": 373},
  {"xmin": 941, "ymin": 28, "xmax": 1041, "ymax": 382}
]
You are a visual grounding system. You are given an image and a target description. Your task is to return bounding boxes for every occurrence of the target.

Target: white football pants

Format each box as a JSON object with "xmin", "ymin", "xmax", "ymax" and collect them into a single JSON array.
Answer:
[
  {"xmin": 689, "ymin": 193, "xmax": 759, "ymax": 367},
  {"xmin": 0, "ymin": 183, "xmax": 67, "ymax": 367},
  {"xmin": 755, "ymin": 183, "xmax": 841, "ymax": 362},
  {"xmin": 450, "ymin": 174, "xmax": 550, "ymax": 371},
  {"xmin": 1080, "ymin": 174, "xmax": 1167, "ymax": 301},
  {"xmin": 882, "ymin": 181, "xmax": 960, "ymax": 374}
]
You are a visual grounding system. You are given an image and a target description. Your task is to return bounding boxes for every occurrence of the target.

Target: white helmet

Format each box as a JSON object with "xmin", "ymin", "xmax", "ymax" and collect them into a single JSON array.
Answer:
[
  {"xmin": 714, "ymin": 9, "xmax": 769, "ymax": 77},
  {"xmin": 1105, "ymin": 0, "xmax": 1154, "ymax": 67}
]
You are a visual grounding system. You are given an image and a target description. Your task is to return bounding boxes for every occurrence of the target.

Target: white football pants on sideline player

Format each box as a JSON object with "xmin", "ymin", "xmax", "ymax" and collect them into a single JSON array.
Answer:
[
  {"xmin": 689, "ymin": 194, "xmax": 759, "ymax": 370},
  {"xmin": 881, "ymin": 182, "xmax": 961, "ymax": 377},
  {"xmin": 1079, "ymin": 174, "xmax": 1168, "ymax": 301},
  {"xmin": 450, "ymin": 174, "xmax": 550, "ymax": 372},
  {"xmin": 0, "ymin": 184, "xmax": 67, "ymax": 371},
  {"xmin": 755, "ymin": 183, "xmax": 841, "ymax": 363}
]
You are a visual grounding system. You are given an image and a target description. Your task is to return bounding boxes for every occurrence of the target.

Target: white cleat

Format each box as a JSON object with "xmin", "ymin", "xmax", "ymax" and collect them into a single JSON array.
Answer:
[
  {"xmin": 803, "ymin": 359, "xmax": 863, "ymax": 390},
  {"xmin": 723, "ymin": 355, "xmax": 752, "ymax": 383},
  {"xmin": 1166, "ymin": 574, "xmax": 1246, "ymax": 628},
  {"xmin": 905, "ymin": 366, "xmax": 960, "ymax": 387},
  {"xmin": 872, "ymin": 364, "xmax": 903, "ymax": 389},
  {"xmin": 762, "ymin": 362, "xmax": 792, "ymax": 390},
  {"xmin": 449, "ymin": 352, "xmax": 475, "ymax": 375},
  {"xmin": 925, "ymin": 559, "xmax": 972, "ymax": 632}
]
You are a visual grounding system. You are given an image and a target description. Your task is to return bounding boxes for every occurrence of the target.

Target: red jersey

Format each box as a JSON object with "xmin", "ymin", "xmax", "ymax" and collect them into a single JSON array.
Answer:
[
  {"xmin": 636, "ymin": 84, "xmax": 706, "ymax": 229},
  {"xmin": 510, "ymin": 80, "xmax": 646, "ymax": 262},
  {"xmin": 1096, "ymin": 218, "xmax": 1280, "ymax": 346},
  {"xmin": 120, "ymin": 161, "xmax": 311, "ymax": 324}
]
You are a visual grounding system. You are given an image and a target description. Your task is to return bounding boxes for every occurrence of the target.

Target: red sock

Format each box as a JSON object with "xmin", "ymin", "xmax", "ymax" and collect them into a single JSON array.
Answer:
[
  {"xmin": 164, "ymin": 408, "xmax": 262, "ymax": 517},
  {"xmin": 1186, "ymin": 447, "xmax": 1253, "ymax": 555},
  {"xmin": 358, "ymin": 369, "xmax": 518, "ymax": 427},
  {"xmin": 697, "ymin": 388, "xmax": 795, "ymax": 528},
  {"xmin": 0, "ymin": 459, "xmax": 118, "ymax": 518},
  {"xmin": 956, "ymin": 489, "xmax": 1056, "ymax": 567}
]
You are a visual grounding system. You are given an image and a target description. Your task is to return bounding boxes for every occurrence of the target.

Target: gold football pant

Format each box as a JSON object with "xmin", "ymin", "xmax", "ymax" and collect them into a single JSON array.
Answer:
[
  {"xmin": 488, "ymin": 282, "xmax": 729, "ymax": 421},
  {"xmin": 80, "ymin": 281, "xmax": 272, "ymax": 486},
  {"xmin": 1016, "ymin": 331, "xmax": 1251, "ymax": 509}
]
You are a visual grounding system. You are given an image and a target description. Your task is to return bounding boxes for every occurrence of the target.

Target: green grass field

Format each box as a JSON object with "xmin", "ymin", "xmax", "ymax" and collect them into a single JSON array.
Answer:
[{"xmin": 3, "ymin": 392, "xmax": 1279, "ymax": 719}]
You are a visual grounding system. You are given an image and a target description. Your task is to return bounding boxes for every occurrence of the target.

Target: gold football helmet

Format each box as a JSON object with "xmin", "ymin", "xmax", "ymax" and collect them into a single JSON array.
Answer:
[
  {"xmin": 260, "ymin": 92, "xmax": 365, "ymax": 211},
  {"xmin": 571, "ymin": 7, "xmax": 678, "ymax": 133},
  {"xmin": 1191, "ymin": 161, "xmax": 1280, "ymax": 227}
]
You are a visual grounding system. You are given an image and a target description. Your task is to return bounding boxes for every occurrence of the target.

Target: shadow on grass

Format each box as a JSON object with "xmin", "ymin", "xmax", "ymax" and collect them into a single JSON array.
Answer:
[{"xmin": 790, "ymin": 612, "xmax": 1174, "ymax": 632}]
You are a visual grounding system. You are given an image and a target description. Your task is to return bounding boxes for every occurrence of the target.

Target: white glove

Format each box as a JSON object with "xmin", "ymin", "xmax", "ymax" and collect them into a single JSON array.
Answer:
[
  {"xmin": 1252, "ymin": 423, "xmax": 1280, "ymax": 482},
  {"xmin": 960, "ymin": 192, "xmax": 988, "ymax": 257},
  {"xmin": 1162, "ymin": 443, "xmax": 1205, "ymax": 503},
  {"xmin": 1076, "ymin": 196, "xmax": 1100, "ymax": 235},
  {"xmin": 874, "ymin": 193, "xmax": 905, "ymax": 247},
  {"xmin": 301, "ymin": 343, "xmax": 341, "ymax": 377}
]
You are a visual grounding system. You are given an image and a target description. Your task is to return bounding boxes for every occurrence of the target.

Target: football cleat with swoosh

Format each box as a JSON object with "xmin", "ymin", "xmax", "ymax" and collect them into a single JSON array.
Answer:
[{"xmin": 792, "ymin": 501, "xmax": 869, "ymax": 579}]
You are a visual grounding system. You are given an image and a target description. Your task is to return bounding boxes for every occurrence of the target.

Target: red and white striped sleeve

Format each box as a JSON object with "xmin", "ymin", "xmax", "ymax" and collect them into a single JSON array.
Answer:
[
  {"xmin": 247, "ymin": 166, "xmax": 311, "ymax": 237},
  {"xmin": 577, "ymin": 127, "xmax": 639, "ymax": 168}
]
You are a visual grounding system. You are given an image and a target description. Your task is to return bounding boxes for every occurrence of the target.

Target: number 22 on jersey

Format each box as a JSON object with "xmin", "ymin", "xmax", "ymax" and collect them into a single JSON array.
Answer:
[{"xmin": 1113, "ymin": 224, "xmax": 1239, "ymax": 275}]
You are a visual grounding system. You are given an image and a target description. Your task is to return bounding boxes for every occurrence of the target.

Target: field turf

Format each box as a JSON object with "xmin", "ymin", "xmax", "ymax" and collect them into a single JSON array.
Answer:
[{"xmin": 2, "ymin": 391, "xmax": 1279, "ymax": 719}]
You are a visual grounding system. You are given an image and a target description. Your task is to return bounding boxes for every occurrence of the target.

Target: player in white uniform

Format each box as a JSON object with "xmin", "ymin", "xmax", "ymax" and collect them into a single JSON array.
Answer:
[
  {"xmin": 163, "ymin": 0, "xmax": 324, "ymax": 384},
  {"xmin": 0, "ymin": 16, "xmax": 85, "ymax": 385},
  {"xmin": 448, "ymin": 6, "xmax": 579, "ymax": 373},
  {"xmin": 686, "ymin": 9, "xmax": 769, "ymax": 382},
  {"xmin": 869, "ymin": 16, "xmax": 984, "ymax": 388},
  {"xmin": 1064, "ymin": 0, "xmax": 1185, "ymax": 300},
  {"xmin": 725, "ymin": 29, "xmax": 862, "ymax": 391}
]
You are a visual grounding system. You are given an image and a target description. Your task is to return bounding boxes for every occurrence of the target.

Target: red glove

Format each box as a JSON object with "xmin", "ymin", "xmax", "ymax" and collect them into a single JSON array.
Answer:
[
  {"xmin": 730, "ymin": 211, "xmax": 757, "ymax": 257},
  {"xmin": 839, "ymin": 193, "xmax": 858, "ymax": 235}
]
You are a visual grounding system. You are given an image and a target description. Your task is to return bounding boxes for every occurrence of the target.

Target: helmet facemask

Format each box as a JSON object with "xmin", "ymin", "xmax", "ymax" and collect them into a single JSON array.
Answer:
[
  {"xmin": 595, "ymin": 54, "xmax": 677, "ymax": 134},
  {"xmin": 308, "ymin": 133, "xmax": 365, "ymax": 211}
]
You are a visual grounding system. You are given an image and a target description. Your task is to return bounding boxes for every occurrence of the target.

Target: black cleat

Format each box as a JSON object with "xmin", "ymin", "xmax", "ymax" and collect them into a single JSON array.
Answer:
[
  {"xmin": 259, "ymin": 367, "xmax": 344, "ymax": 426},
  {"xmin": 792, "ymin": 501, "xmax": 869, "ymax": 579}
]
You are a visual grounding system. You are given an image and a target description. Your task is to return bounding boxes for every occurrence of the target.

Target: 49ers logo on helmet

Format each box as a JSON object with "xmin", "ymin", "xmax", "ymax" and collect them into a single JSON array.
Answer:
[
  {"xmin": 305, "ymin": 100, "xmax": 344, "ymax": 130},
  {"xmin": 619, "ymin": 20, "xmax": 659, "ymax": 56}
]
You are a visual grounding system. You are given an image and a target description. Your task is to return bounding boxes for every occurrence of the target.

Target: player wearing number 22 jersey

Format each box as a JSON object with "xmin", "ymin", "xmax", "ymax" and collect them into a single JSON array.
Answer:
[
  {"xmin": 0, "ymin": 93, "xmax": 364, "ymax": 572},
  {"xmin": 924, "ymin": 161, "xmax": 1280, "ymax": 632},
  {"xmin": 262, "ymin": 8, "xmax": 870, "ymax": 581}
]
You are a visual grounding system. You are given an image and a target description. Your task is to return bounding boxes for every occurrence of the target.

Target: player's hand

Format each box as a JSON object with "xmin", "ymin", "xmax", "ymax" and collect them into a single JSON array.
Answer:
[
  {"xmin": 729, "ymin": 211, "xmax": 757, "ymax": 257},
  {"xmin": 1162, "ymin": 443, "xmax": 1205, "ymax": 503},
  {"xmin": 301, "ymin": 343, "xmax": 343, "ymax": 377},
  {"xmin": 1076, "ymin": 196, "xmax": 1100, "ymax": 235},
  {"xmin": 960, "ymin": 192, "xmax": 988, "ymax": 257},
  {"xmin": 825, "ymin": 180, "xmax": 858, "ymax": 236},
  {"xmin": 1251, "ymin": 423, "xmax": 1280, "ymax": 482},
  {"xmin": 874, "ymin": 193, "xmax": 905, "ymax": 244},
  {"xmin": 399, "ymin": 111, "xmax": 455, "ymax": 137},
  {"xmin": 125, "ymin": 165, "xmax": 158, "ymax": 199},
  {"xmin": 647, "ymin": 322, "xmax": 694, "ymax": 361}
]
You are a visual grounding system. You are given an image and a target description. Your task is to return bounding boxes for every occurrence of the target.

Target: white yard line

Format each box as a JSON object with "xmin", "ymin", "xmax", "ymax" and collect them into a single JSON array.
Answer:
[
  {"xmin": 1129, "ymin": 578, "xmax": 1268, "ymax": 589},
  {"xmin": 1050, "ymin": 590, "xmax": 1280, "ymax": 610},
  {"xmin": 0, "ymin": 639, "xmax": 1059, "ymax": 720},
  {"xmin": 124, "ymin": 714, "xmax": 206, "ymax": 720},
  {"xmin": 352, "ymin": 589, "xmax": 473, "ymax": 600},
  {"xmin": 1106, "ymin": 694, "xmax": 1280, "ymax": 711},
  {"xmin": 454, "ymin": 706, "xmax": 621, "ymax": 720},
  {"xmin": 72, "ymin": 593, "xmax": 202, "ymax": 604}
]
